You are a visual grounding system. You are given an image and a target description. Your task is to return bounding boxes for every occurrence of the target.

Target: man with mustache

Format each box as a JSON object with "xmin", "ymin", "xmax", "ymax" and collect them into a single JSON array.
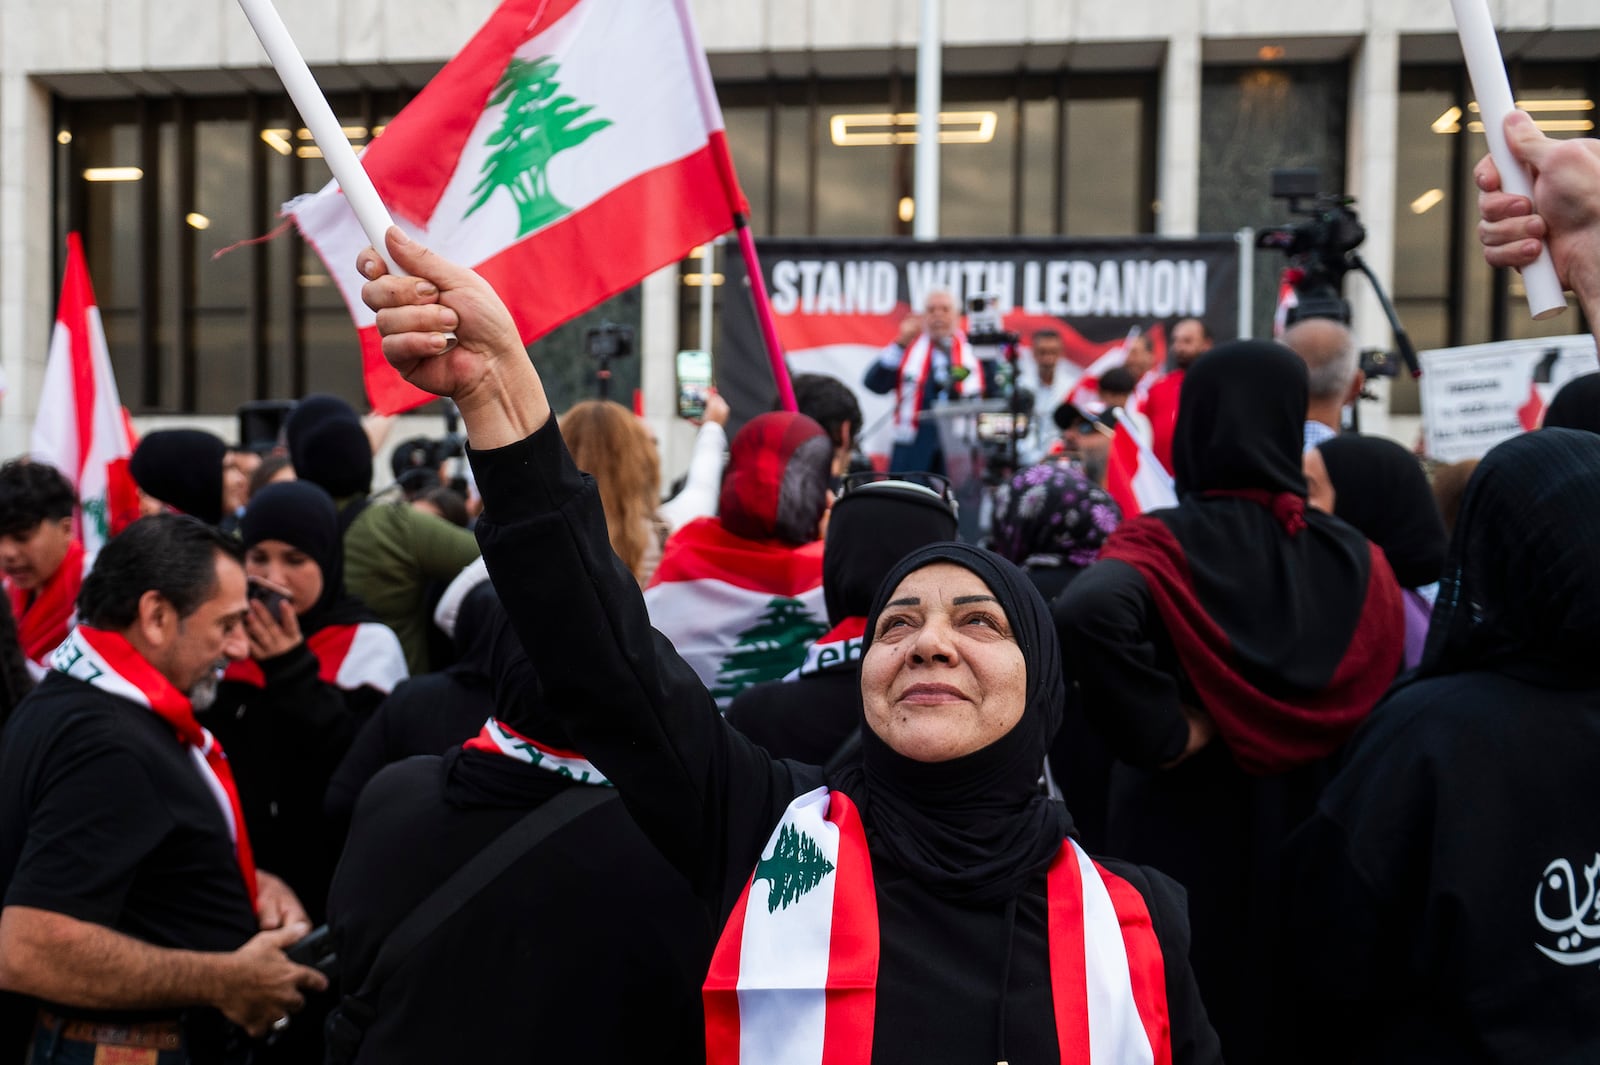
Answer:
[{"xmin": 0, "ymin": 514, "xmax": 326, "ymax": 1064}]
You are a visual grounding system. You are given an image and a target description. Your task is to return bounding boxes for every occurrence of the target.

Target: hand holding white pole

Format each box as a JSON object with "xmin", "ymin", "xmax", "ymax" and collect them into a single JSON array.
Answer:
[
  {"xmin": 1452, "ymin": 0, "xmax": 1566, "ymax": 320},
  {"xmin": 236, "ymin": 0, "xmax": 400, "ymax": 274}
]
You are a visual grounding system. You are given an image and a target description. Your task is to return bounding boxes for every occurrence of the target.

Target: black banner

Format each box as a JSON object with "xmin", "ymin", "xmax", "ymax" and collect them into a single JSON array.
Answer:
[{"xmin": 719, "ymin": 235, "xmax": 1241, "ymax": 453}]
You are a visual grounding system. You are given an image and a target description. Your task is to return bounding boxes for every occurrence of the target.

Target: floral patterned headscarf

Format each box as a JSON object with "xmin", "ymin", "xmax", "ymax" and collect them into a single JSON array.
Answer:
[{"xmin": 987, "ymin": 461, "xmax": 1121, "ymax": 570}]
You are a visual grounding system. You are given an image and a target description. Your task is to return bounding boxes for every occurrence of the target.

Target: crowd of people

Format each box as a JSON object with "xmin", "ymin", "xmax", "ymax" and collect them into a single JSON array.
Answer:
[{"xmin": 0, "ymin": 112, "xmax": 1595, "ymax": 1065}]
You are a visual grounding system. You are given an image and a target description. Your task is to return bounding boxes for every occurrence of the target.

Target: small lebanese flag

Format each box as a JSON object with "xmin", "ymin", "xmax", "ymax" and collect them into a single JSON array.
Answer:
[
  {"xmin": 289, "ymin": 0, "xmax": 749, "ymax": 415},
  {"xmin": 1105, "ymin": 409, "xmax": 1177, "ymax": 518},
  {"xmin": 1272, "ymin": 268, "xmax": 1302, "ymax": 339},
  {"xmin": 644, "ymin": 518, "xmax": 827, "ymax": 711},
  {"xmin": 31, "ymin": 233, "xmax": 139, "ymax": 555}
]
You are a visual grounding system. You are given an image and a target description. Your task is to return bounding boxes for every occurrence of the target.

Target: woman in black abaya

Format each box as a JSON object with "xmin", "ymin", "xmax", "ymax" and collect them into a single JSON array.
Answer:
[
  {"xmin": 1282, "ymin": 428, "xmax": 1600, "ymax": 1062},
  {"xmin": 1054, "ymin": 340, "xmax": 1405, "ymax": 1065}
]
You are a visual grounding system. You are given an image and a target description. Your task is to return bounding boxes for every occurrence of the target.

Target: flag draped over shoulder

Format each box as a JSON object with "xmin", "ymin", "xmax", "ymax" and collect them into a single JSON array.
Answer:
[
  {"xmin": 31, "ymin": 233, "xmax": 138, "ymax": 555},
  {"xmin": 1104, "ymin": 411, "xmax": 1177, "ymax": 519},
  {"xmin": 644, "ymin": 519, "xmax": 827, "ymax": 712},
  {"xmin": 289, "ymin": 0, "xmax": 749, "ymax": 415}
]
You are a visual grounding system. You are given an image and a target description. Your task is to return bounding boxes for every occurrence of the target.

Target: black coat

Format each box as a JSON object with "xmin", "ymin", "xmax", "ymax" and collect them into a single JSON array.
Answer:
[{"xmin": 470, "ymin": 421, "xmax": 1221, "ymax": 1065}]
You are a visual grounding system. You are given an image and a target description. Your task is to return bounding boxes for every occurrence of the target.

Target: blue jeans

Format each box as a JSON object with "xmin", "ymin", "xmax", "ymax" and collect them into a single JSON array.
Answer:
[{"xmin": 27, "ymin": 1010, "xmax": 188, "ymax": 1065}]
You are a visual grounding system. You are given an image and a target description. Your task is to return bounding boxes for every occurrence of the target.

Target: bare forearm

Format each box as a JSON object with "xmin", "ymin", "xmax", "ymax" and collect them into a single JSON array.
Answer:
[
  {"xmin": 457, "ymin": 357, "xmax": 551, "ymax": 451},
  {"xmin": 0, "ymin": 906, "xmax": 232, "ymax": 1012}
]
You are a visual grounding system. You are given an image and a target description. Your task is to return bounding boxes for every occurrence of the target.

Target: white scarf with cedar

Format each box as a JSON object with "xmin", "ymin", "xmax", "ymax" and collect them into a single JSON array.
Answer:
[
  {"xmin": 222, "ymin": 621, "xmax": 409, "ymax": 694},
  {"xmin": 463, "ymin": 717, "xmax": 613, "ymax": 787},
  {"xmin": 703, "ymin": 787, "xmax": 1172, "ymax": 1065},
  {"xmin": 782, "ymin": 618, "xmax": 867, "ymax": 682},
  {"xmin": 51, "ymin": 626, "xmax": 258, "ymax": 904},
  {"xmin": 892, "ymin": 332, "xmax": 985, "ymax": 444}
]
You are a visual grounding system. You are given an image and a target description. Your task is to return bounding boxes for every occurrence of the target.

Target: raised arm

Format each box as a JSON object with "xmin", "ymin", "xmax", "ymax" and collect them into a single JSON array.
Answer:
[{"xmin": 357, "ymin": 232, "xmax": 807, "ymax": 912}]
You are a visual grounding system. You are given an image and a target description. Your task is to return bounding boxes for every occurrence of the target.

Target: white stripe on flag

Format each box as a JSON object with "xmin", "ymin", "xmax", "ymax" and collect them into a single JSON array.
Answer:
[
  {"xmin": 1073, "ymin": 840, "xmax": 1156, "ymax": 1065},
  {"xmin": 736, "ymin": 787, "xmax": 838, "ymax": 1065}
]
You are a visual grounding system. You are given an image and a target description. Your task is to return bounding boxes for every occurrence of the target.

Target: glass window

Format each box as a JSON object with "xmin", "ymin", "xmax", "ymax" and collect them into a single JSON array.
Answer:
[
  {"xmin": 816, "ymin": 81, "xmax": 898, "ymax": 236},
  {"xmin": 938, "ymin": 86, "xmax": 1015, "ymax": 238},
  {"xmin": 1064, "ymin": 94, "xmax": 1145, "ymax": 236}
]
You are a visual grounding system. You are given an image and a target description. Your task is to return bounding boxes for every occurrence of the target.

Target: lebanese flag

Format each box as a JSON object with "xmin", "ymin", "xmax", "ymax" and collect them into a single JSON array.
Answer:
[
  {"xmin": 221, "ymin": 621, "xmax": 409, "ymax": 695},
  {"xmin": 1105, "ymin": 410, "xmax": 1177, "ymax": 518},
  {"xmin": 644, "ymin": 518, "xmax": 826, "ymax": 711},
  {"xmin": 289, "ymin": 0, "xmax": 749, "ymax": 415},
  {"xmin": 31, "ymin": 233, "xmax": 139, "ymax": 555},
  {"xmin": 703, "ymin": 786, "xmax": 1171, "ymax": 1064},
  {"xmin": 1272, "ymin": 268, "xmax": 1303, "ymax": 339}
]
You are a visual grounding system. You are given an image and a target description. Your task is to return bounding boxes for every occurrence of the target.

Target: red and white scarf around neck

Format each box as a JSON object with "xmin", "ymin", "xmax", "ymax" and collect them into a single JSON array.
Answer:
[
  {"xmin": 892, "ymin": 332, "xmax": 985, "ymax": 443},
  {"xmin": 221, "ymin": 621, "xmax": 409, "ymax": 694},
  {"xmin": 8, "ymin": 538, "xmax": 87, "ymax": 677},
  {"xmin": 782, "ymin": 618, "xmax": 867, "ymax": 682},
  {"xmin": 703, "ymin": 787, "xmax": 1172, "ymax": 1065},
  {"xmin": 463, "ymin": 717, "xmax": 612, "ymax": 788},
  {"xmin": 52, "ymin": 626, "xmax": 259, "ymax": 905}
]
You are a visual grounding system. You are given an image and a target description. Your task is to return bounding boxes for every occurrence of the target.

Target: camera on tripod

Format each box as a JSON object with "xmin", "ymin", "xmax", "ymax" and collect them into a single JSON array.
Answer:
[
  {"xmin": 965, "ymin": 292, "xmax": 1019, "ymax": 348},
  {"xmin": 1257, "ymin": 167, "xmax": 1420, "ymax": 379},
  {"xmin": 585, "ymin": 321, "xmax": 635, "ymax": 360}
]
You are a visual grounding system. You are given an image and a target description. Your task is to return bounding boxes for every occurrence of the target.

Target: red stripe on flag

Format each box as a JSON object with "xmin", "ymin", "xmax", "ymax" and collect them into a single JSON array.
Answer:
[
  {"xmin": 1047, "ymin": 844, "xmax": 1093, "ymax": 1059},
  {"xmin": 648, "ymin": 518, "xmax": 824, "ymax": 597},
  {"xmin": 63, "ymin": 233, "xmax": 96, "ymax": 484},
  {"xmin": 1104, "ymin": 422, "xmax": 1143, "ymax": 518},
  {"xmin": 820, "ymin": 792, "xmax": 876, "ymax": 1065},
  {"xmin": 359, "ymin": 136, "xmax": 739, "ymax": 415},
  {"xmin": 703, "ymin": 876, "xmax": 754, "ymax": 1064},
  {"xmin": 363, "ymin": 0, "xmax": 585, "ymax": 227},
  {"xmin": 1095, "ymin": 861, "xmax": 1173, "ymax": 1065}
]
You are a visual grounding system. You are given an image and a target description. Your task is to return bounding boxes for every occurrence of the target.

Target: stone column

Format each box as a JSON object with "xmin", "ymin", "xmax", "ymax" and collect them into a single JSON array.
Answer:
[{"xmin": 1158, "ymin": 31, "xmax": 1201, "ymax": 237}]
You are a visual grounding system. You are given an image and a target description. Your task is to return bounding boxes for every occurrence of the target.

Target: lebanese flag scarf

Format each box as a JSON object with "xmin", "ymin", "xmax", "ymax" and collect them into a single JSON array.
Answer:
[
  {"xmin": 7, "ymin": 538, "xmax": 86, "ymax": 673},
  {"xmin": 783, "ymin": 617, "xmax": 867, "ymax": 682},
  {"xmin": 52, "ymin": 627, "xmax": 258, "ymax": 904},
  {"xmin": 891, "ymin": 333, "xmax": 985, "ymax": 444},
  {"xmin": 221, "ymin": 622, "xmax": 409, "ymax": 696},
  {"xmin": 704, "ymin": 787, "xmax": 1172, "ymax": 1065},
  {"xmin": 463, "ymin": 717, "xmax": 612, "ymax": 787}
]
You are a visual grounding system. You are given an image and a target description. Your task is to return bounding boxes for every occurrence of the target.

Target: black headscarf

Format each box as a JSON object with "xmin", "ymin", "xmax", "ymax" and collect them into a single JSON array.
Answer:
[
  {"xmin": 1419, "ymin": 428, "xmax": 1600, "ymax": 687},
  {"xmin": 448, "ymin": 580, "xmax": 502, "ymax": 686},
  {"xmin": 822, "ymin": 482, "xmax": 959, "ymax": 625},
  {"xmin": 1316, "ymin": 435, "xmax": 1447, "ymax": 590},
  {"xmin": 1094, "ymin": 341, "xmax": 1403, "ymax": 773},
  {"xmin": 240, "ymin": 480, "xmax": 375, "ymax": 633},
  {"xmin": 129, "ymin": 429, "xmax": 226, "ymax": 525},
  {"xmin": 1541, "ymin": 373, "xmax": 1600, "ymax": 434},
  {"xmin": 833, "ymin": 541, "xmax": 1071, "ymax": 905},
  {"xmin": 285, "ymin": 393, "xmax": 373, "ymax": 500}
]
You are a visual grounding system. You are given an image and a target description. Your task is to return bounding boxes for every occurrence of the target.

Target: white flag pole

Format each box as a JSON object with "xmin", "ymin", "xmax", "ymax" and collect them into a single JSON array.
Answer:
[
  {"xmin": 236, "ymin": 0, "xmax": 400, "ymax": 274},
  {"xmin": 1450, "ymin": 0, "xmax": 1567, "ymax": 320},
  {"xmin": 913, "ymin": 0, "xmax": 942, "ymax": 241}
]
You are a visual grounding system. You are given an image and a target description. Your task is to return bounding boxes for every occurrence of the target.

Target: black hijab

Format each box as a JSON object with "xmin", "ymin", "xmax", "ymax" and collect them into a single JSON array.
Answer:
[
  {"xmin": 129, "ymin": 429, "xmax": 227, "ymax": 525},
  {"xmin": 822, "ymin": 482, "xmax": 959, "ymax": 625},
  {"xmin": 1317, "ymin": 435, "xmax": 1448, "ymax": 590},
  {"xmin": 240, "ymin": 480, "xmax": 375, "ymax": 633},
  {"xmin": 1541, "ymin": 373, "xmax": 1600, "ymax": 434},
  {"xmin": 1094, "ymin": 341, "xmax": 1403, "ymax": 773},
  {"xmin": 1419, "ymin": 428, "xmax": 1600, "ymax": 687},
  {"xmin": 447, "ymin": 580, "xmax": 502, "ymax": 685},
  {"xmin": 834, "ymin": 541, "xmax": 1071, "ymax": 905}
]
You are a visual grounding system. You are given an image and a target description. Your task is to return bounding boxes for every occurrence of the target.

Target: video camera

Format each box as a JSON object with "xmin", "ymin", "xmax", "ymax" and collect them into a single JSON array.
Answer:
[
  {"xmin": 390, "ymin": 402, "xmax": 468, "ymax": 498},
  {"xmin": 1257, "ymin": 167, "xmax": 1420, "ymax": 378},
  {"xmin": 1256, "ymin": 168, "xmax": 1365, "ymax": 325},
  {"xmin": 585, "ymin": 321, "xmax": 635, "ymax": 360}
]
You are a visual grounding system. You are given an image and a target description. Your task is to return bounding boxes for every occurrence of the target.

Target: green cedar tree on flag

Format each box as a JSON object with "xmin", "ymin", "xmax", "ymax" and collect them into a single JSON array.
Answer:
[
  {"xmin": 288, "ymin": 0, "xmax": 749, "ymax": 415},
  {"xmin": 753, "ymin": 823, "xmax": 836, "ymax": 913},
  {"xmin": 710, "ymin": 596, "xmax": 829, "ymax": 703}
]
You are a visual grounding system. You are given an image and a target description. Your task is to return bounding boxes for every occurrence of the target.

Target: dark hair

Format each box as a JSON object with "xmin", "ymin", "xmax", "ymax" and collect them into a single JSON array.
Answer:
[
  {"xmin": 418, "ymin": 486, "xmax": 470, "ymax": 528},
  {"xmin": 77, "ymin": 514, "xmax": 244, "ymax": 630},
  {"xmin": 1098, "ymin": 366, "xmax": 1137, "ymax": 395},
  {"xmin": 1175, "ymin": 316, "xmax": 1213, "ymax": 342},
  {"xmin": 792, "ymin": 374, "xmax": 863, "ymax": 452},
  {"xmin": 1030, "ymin": 328, "xmax": 1063, "ymax": 345},
  {"xmin": 0, "ymin": 460, "xmax": 76, "ymax": 539},
  {"xmin": 247, "ymin": 454, "xmax": 294, "ymax": 499}
]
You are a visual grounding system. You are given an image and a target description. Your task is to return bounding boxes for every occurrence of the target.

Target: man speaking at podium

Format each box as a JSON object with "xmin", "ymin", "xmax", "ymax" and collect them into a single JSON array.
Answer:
[{"xmin": 863, "ymin": 290, "xmax": 987, "ymax": 474}]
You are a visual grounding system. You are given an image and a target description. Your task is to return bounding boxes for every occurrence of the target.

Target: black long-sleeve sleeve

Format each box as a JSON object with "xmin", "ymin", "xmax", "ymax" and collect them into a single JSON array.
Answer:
[
  {"xmin": 469, "ymin": 421, "xmax": 816, "ymax": 917},
  {"xmin": 1054, "ymin": 559, "xmax": 1191, "ymax": 768}
]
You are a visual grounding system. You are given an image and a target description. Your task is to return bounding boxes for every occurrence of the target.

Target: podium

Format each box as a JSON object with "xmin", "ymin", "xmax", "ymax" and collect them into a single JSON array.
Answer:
[{"xmin": 918, "ymin": 398, "xmax": 1017, "ymax": 542}]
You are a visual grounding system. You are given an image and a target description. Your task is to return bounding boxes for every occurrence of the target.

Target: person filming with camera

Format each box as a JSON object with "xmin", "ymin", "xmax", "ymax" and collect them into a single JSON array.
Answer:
[{"xmin": 863, "ymin": 289, "xmax": 987, "ymax": 474}]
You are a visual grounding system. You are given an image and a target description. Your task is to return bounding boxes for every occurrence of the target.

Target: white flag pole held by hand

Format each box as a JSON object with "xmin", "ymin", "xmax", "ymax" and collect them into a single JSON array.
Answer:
[
  {"xmin": 237, "ymin": 0, "xmax": 456, "ymax": 351},
  {"xmin": 1451, "ymin": 0, "xmax": 1567, "ymax": 320}
]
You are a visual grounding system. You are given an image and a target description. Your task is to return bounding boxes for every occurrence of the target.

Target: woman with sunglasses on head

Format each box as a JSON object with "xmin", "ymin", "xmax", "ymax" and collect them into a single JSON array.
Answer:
[{"xmin": 357, "ymin": 232, "xmax": 1222, "ymax": 1064}]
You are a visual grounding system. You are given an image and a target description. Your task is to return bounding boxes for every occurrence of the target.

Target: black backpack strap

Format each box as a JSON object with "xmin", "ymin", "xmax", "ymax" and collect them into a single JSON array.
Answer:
[{"xmin": 325, "ymin": 786, "xmax": 618, "ymax": 1063}]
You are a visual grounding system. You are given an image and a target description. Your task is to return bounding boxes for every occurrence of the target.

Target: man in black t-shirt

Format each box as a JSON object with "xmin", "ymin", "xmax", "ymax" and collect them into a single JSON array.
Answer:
[{"xmin": 0, "ymin": 515, "xmax": 327, "ymax": 1064}]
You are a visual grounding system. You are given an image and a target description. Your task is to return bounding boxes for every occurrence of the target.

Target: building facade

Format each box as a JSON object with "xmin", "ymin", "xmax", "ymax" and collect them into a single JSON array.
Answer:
[{"xmin": 1, "ymin": 0, "xmax": 1597, "ymax": 466}]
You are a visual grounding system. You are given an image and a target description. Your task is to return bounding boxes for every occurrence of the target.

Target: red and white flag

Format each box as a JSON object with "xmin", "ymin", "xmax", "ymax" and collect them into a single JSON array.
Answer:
[
  {"xmin": 1272, "ymin": 268, "xmax": 1303, "ymax": 339},
  {"xmin": 289, "ymin": 0, "xmax": 749, "ymax": 415},
  {"xmin": 644, "ymin": 518, "xmax": 827, "ymax": 711},
  {"xmin": 31, "ymin": 233, "xmax": 138, "ymax": 555},
  {"xmin": 1105, "ymin": 410, "xmax": 1177, "ymax": 518}
]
